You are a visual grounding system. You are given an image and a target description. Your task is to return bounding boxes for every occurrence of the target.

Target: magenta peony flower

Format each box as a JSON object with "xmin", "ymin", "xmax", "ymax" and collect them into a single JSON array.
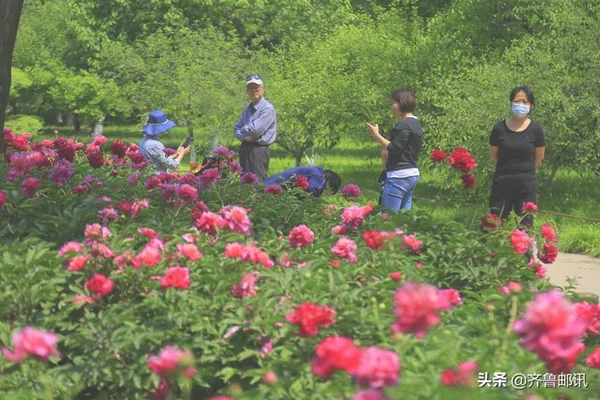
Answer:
[
  {"xmin": 240, "ymin": 172, "xmax": 259, "ymax": 186},
  {"xmin": 341, "ymin": 183, "xmax": 361, "ymax": 198},
  {"xmin": 176, "ymin": 184, "xmax": 198, "ymax": 202},
  {"xmin": 264, "ymin": 184, "xmax": 283, "ymax": 194},
  {"xmin": 2, "ymin": 327, "xmax": 60, "ymax": 363},
  {"xmin": 513, "ymin": 291, "xmax": 587, "ymax": 373},
  {"xmin": 21, "ymin": 177, "xmax": 41, "ymax": 198}
]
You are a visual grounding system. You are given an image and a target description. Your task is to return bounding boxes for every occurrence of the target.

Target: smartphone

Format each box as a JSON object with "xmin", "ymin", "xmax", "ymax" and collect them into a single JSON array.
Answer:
[{"xmin": 182, "ymin": 136, "xmax": 193, "ymax": 148}]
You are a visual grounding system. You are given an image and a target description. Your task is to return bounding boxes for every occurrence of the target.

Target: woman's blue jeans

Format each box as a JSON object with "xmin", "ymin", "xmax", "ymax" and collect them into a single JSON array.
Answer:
[{"xmin": 381, "ymin": 176, "xmax": 420, "ymax": 212}]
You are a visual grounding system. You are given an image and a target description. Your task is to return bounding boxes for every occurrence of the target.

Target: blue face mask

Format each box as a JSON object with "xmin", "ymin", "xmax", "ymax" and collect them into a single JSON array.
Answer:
[{"xmin": 512, "ymin": 103, "xmax": 530, "ymax": 117}]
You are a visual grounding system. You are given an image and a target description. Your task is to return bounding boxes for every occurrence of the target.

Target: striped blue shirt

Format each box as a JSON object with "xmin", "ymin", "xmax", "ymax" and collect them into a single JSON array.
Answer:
[
  {"xmin": 139, "ymin": 135, "xmax": 179, "ymax": 173},
  {"xmin": 234, "ymin": 97, "xmax": 277, "ymax": 145}
]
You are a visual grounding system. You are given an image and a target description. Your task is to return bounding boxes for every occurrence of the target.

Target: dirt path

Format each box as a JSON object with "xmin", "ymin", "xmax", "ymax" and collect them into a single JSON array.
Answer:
[{"xmin": 547, "ymin": 253, "xmax": 600, "ymax": 298}]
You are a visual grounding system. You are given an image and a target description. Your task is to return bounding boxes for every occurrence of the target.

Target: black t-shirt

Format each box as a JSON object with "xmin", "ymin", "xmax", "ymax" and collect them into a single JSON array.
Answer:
[{"xmin": 489, "ymin": 120, "xmax": 545, "ymax": 175}]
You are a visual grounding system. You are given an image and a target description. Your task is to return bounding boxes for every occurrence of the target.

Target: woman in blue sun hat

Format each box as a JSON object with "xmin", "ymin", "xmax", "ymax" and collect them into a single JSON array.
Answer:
[{"xmin": 139, "ymin": 110, "xmax": 190, "ymax": 173}]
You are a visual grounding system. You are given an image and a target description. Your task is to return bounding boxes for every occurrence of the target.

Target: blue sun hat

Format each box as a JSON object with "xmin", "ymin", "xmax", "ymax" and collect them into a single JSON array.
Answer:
[{"xmin": 142, "ymin": 110, "xmax": 177, "ymax": 136}]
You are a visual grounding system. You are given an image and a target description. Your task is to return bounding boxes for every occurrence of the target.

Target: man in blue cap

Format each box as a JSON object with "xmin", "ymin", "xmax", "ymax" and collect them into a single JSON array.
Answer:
[
  {"xmin": 234, "ymin": 74, "xmax": 277, "ymax": 181},
  {"xmin": 139, "ymin": 110, "xmax": 190, "ymax": 173}
]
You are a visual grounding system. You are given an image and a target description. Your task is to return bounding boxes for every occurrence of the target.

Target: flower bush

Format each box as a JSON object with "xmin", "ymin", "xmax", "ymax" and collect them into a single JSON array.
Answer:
[{"xmin": 0, "ymin": 129, "xmax": 598, "ymax": 399}]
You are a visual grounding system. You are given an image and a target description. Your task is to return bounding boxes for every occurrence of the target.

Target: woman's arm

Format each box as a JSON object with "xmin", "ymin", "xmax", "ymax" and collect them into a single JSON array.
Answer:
[
  {"xmin": 535, "ymin": 146, "xmax": 545, "ymax": 168},
  {"xmin": 489, "ymin": 145, "xmax": 499, "ymax": 165},
  {"xmin": 366, "ymin": 122, "xmax": 390, "ymax": 148}
]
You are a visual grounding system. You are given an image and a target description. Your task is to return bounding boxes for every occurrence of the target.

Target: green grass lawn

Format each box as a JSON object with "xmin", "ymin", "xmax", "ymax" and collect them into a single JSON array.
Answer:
[{"xmin": 43, "ymin": 125, "xmax": 600, "ymax": 256}]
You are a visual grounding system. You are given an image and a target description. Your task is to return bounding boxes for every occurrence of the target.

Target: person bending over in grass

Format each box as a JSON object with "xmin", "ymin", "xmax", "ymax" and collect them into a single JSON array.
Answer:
[
  {"xmin": 366, "ymin": 87, "xmax": 424, "ymax": 211},
  {"xmin": 489, "ymin": 86, "xmax": 545, "ymax": 227},
  {"xmin": 262, "ymin": 166, "xmax": 341, "ymax": 197},
  {"xmin": 139, "ymin": 110, "xmax": 190, "ymax": 173}
]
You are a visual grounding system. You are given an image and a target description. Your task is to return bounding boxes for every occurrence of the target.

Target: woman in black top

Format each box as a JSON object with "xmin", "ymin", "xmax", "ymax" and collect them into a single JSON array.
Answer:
[{"xmin": 489, "ymin": 86, "xmax": 545, "ymax": 226}]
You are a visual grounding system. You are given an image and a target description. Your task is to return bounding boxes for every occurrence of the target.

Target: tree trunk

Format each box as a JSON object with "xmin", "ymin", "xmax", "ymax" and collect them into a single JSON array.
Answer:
[
  {"xmin": 0, "ymin": 0, "xmax": 24, "ymax": 152},
  {"xmin": 294, "ymin": 151, "xmax": 303, "ymax": 167},
  {"xmin": 92, "ymin": 115, "xmax": 105, "ymax": 136},
  {"xmin": 74, "ymin": 114, "xmax": 81, "ymax": 135}
]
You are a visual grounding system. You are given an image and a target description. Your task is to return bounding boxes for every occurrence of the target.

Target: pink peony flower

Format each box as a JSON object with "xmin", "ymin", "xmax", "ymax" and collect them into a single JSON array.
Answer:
[
  {"xmin": 438, "ymin": 288, "xmax": 462, "ymax": 311},
  {"xmin": 195, "ymin": 211, "xmax": 227, "ymax": 235},
  {"xmin": 148, "ymin": 346, "xmax": 194, "ymax": 378},
  {"xmin": 0, "ymin": 190, "xmax": 6, "ymax": 208},
  {"xmin": 136, "ymin": 245, "xmax": 162, "ymax": 267},
  {"xmin": 177, "ymin": 243, "xmax": 203, "ymax": 261},
  {"xmin": 312, "ymin": 336, "xmax": 363, "ymax": 378},
  {"xmin": 352, "ymin": 390, "xmax": 387, "ymax": 400},
  {"xmin": 510, "ymin": 229, "xmax": 533, "ymax": 254},
  {"xmin": 513, "ymin": 291, "xmax": 587, "ymax": 373},
  {"xmin": 402, "ymin": 234, "xmax": 422, "ymax": 254},
  {"xmin": 286, "ymin": 303, "xmax": 336, "ymax": 337},
  {"xmin": 573, "ymin": 302, "xmax": 600, "ymax": 336},
  {"xmin": 138, "ymin": 227, "xmax": 158, "ymax": 239},
  {"xmin": 541, "ymin": 223, "xmax": 558, "ymax": 244},
  {"xmin": 264, "ymin": 184, "xmax": 283, "ymax": 194},
  {"xmin": 353, "ymin": 347, "xmax": 400, "ymax": 389},
  {"xmin": 85, "ymin": 223, "xmax": 111, "ymax": 241},
  {"xmin": 391, "ymin": 282, "xmax": 446, "ymax": 338},
  {"xmin": 288, "ymin": 224, "xmax": 315, "ymax": 248},
  {"xmin": 98, "ymin": 206, "xmax": 119, "ymax": 221},
  {"xmin": 2, "ymin": 327, "xmax": 60, "ymax": 362},
  {"xmin": 441, "ymin": 361, "xmax": 478, "ymax": 387},
  {"xmin": 160, "ymin": 266, "xmax": 191, "ymax": 289},
  {"xmin": 231, "ymin": 272, "xmax": 260, "ymax": 299},
  {"xmin": 522, "ymin": 202, "xmax": 538, "ymax": 214},
  {"xmin": 85, "ymin": 273, "xmax": 114, "ymax": 297},
  {"xmin": 73, "ymin": 295, "xmax": 94, "ymax": 305},
  {"xmin": 58, "ymin": 241, "xmax": 84, "ymax": 256},
  {"xmin": 220, "ymin": 206, "xmax": 252, "ymax": 235},
  {"xmin": 331, "ymin": 237, "xmax": 358, "ymax": 263}
]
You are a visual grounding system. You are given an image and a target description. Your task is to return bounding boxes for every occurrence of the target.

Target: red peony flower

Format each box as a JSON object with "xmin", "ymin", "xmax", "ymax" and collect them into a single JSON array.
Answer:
[
  {"xmin": 389, "ymin": 272, "xmax": 402, "ymax": 281},
  {"xmin": 294, "ymin": 175, "xmax": 310, "ymax": 191},
  {"xmin": 586, "ymin": 347, "xmax": 600, "ymax": 368},
  {"xmin": 461, "ymin": 174, "xmax": 476, "ymax": 188},
  {"xmin": 430, "ymin": 149, "xmax": 447, "ymax": 162},
  {"xmin": 311, "ymin": 336, "xmax": 363, "ymax": 378},
  {"xmin": 540, "ymin": 244, "xmax": 558, "ymax": 264},
  {"xmin": 573, "ymin": 302, "xmax": 600, "ymax": 336},
  {"xmin": 480, "ymin": 213, "xmax": 502, "ymax": 231},
  {"xmin": 441, "ymin": 361, "xmax": 477, "ymax": 387},
  {"xmin": 85, "ymin": 273, "xmax": 114, "ymax": 297},
  {"xmin": 541, "ymin": 223, "xmax": 558, "ymax": 244},
  {"xmin": 160, "ymin": 266, "xmax": 191, "ymax": 289},
  {"xmin": 288, "ymin": 224, "xmax": 315, "ymax": 248},
  {"xmin": 391, "ymin": 282, "xmax": 447, "ymax": 338},
  {"xmin": 286, "ymin": 302, "xmax": 336, "ymax": 337},
  {"xmin": 87, "ymin": 152, "xmax": 104, "ymax": 168},
  {"xmin": 110, "ymin": 139, "xmax": 127, "ymax": 158},
  {"xmin": 449, "ymin": 147, "xmax": 477, "ymax": 172}
]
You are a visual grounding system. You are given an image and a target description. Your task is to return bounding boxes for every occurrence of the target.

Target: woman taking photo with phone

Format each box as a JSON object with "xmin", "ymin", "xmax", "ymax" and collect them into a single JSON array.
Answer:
[
  {"xmin": 139, "ymin": 110, "xmax": 191, "ymax": 173},
  {"xmin": 366, "ymin": 87, "xmax": 424, "ymax": 212},
  {"xmin": 489, "ymin": 86, "xmax": 545, "ymax": 226}
]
